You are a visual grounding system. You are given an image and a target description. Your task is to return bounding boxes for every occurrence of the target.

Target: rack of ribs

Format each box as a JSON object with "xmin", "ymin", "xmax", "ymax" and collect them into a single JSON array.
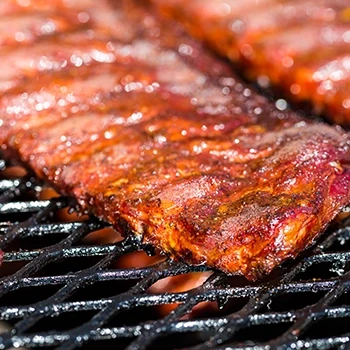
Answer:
[
  {"xmin": 0, "ymin": 0, "xmax": 350, "ymax": 280},
  {"xmin": 151, "ymin": 0, "xmax": 350, "ymax": 126}
]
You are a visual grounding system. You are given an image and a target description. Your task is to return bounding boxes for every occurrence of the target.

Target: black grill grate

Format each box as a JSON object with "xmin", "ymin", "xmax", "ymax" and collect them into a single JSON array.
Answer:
[{"xmin": 0, "ymin": 160, "xmax": 350, "ymax": 350}]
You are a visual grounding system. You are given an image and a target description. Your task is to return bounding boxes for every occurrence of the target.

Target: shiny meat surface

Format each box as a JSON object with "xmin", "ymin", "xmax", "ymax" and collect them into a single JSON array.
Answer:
[
  {"xmin": 1, "ymin": 0, "xmax": 350, "ymax": 280},
  {"xmin": 151, "ymin": 0, "xmax": 350, "ymax": 126}
]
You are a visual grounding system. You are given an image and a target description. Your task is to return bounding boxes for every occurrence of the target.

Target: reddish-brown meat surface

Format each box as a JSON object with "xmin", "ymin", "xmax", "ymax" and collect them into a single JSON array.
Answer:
[
  {"xmin": 1, "ymin": 0, "xmax": 350, "ymax": 280},
  {"xmin": 151, "ymin": 0, "xmax": 350, "ymax": 126}
]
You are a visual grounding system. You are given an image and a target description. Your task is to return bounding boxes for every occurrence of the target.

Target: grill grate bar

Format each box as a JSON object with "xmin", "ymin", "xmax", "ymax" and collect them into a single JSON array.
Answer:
[
  {"xmin": 0, "ymin": 160, "xmax": 6, "ymax": 171},
  {"xmin": 4, "ymin": 306, "xmax": 350, "ymax": 348},
  {"xmin": 0, "ymin": 200, "xmax": 57, "ymax": 214},
  {"xmin": 3, "ymin": 244, "xmax": 120, "ymax": 262},
  {"xmin": 1, "ymin": 279, "xmax": 349, "ymax": 320},
  {"xmin": 0, "ymin": 197, "xmax": 68, "ymax": 249},
  {"xmin": 0, "ymin": 179, "xmax": 22, "ymax": 191},
  {"xmin": 4, "ymin": 245, "xmax": 349, "ymax": 268},
  {"xmin": 0, "ymin": 263, "xmax": 207, "ymax": 294},
  {"xmin": 0, "ymin": 222, "xmax": 86, "ymax": 238}
]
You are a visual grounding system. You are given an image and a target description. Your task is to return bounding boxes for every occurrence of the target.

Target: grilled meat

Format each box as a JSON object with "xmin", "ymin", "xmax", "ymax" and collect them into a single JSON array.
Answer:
[
  {"xmin": 151, "ymin": 0, "xmax": 350, "ymax": 126},
  {"xmin": 1, "ymin": 0, "xmax": 350, "ymax": 280}
]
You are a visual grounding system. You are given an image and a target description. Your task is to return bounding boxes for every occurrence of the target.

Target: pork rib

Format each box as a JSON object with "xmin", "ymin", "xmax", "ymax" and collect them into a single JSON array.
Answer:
[
  {"xmin": 151, "ymin": 0, "xmax": 350, "ymax": 126},
  {"xmin": 1, "ymin": 0, "xmax": 350, "ymax": 280}
]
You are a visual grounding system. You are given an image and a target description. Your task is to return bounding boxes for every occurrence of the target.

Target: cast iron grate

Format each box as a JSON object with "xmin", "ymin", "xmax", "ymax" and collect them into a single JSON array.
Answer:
[{"xmin": 0, "ymin": 159, "xmax": 350, "ymax": 350}]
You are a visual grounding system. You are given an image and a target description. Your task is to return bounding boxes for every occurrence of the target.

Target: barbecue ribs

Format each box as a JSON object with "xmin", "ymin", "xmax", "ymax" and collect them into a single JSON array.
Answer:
[
  {"xmin": 151, "ymin": 0, "xmax": 350, "ymax": 126},
  {"xmin": 1, "ymin": 0, "xmax": 350, "ymax": 280}
]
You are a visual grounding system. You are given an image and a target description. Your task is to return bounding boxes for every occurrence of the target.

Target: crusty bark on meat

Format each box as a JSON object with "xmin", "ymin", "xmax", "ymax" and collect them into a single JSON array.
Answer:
[
  {"xmin": 151, "ymin": 0, "xmax": 350, "ymax": 126},
  {"xmin": 1, "ymin": 0, "xmax": 350, "ymax": 280}
]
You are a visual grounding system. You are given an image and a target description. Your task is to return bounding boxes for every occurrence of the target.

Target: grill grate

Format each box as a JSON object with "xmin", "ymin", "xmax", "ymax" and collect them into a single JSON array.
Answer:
[{"xmin": 0, "ymin": 160, "xmax": 350, "ymax": 349}]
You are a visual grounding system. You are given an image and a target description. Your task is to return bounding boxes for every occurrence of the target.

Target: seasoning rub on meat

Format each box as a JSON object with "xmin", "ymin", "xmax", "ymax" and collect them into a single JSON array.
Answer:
[{"xmin": 1, "ymin": 0, "xmax": 350, "ymax": 280}]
